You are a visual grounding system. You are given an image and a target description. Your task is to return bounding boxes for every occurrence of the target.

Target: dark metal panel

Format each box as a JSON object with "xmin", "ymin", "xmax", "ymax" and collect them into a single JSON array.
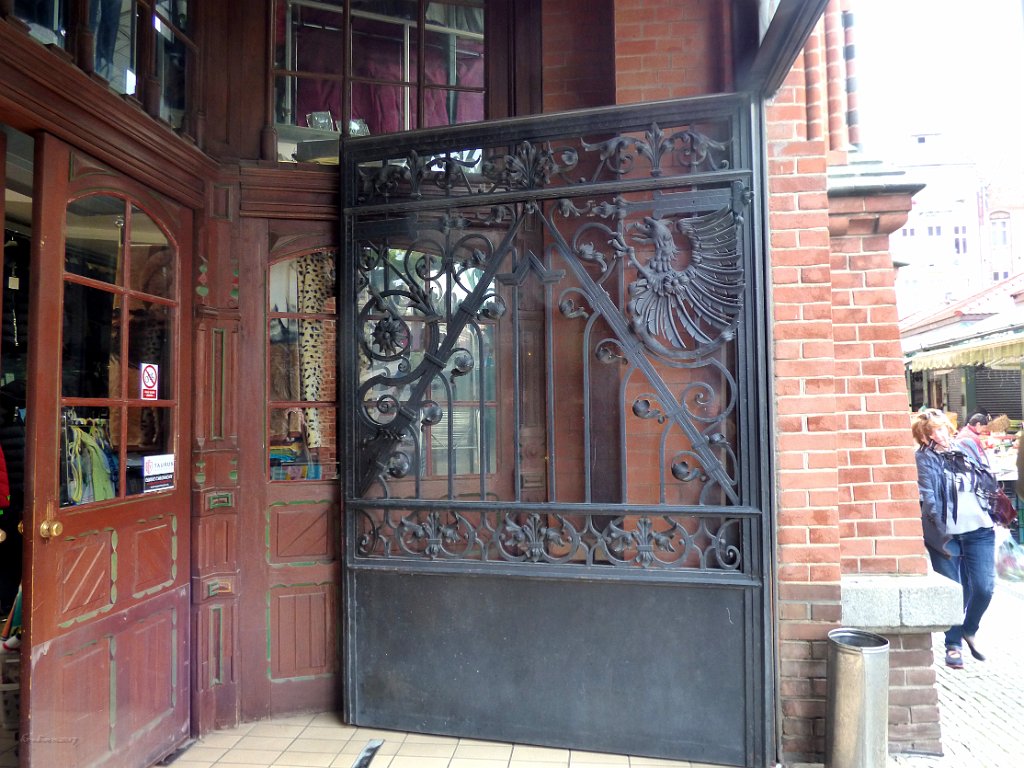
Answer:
[{"xmin": 350, "ymin": 570, "xmax": 755, "ymax": 766}]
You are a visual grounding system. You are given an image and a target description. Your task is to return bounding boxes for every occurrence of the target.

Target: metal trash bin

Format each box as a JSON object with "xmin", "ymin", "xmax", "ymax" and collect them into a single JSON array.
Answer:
[{"xmin": 825, "ymin": 628, "xmax": 890, "ymax": 768}]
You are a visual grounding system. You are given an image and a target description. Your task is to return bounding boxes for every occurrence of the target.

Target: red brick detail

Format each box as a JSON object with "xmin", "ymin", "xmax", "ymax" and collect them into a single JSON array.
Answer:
[{"xmin": 767, "ymin": 9, "xmax": 935, "ymax": 761}]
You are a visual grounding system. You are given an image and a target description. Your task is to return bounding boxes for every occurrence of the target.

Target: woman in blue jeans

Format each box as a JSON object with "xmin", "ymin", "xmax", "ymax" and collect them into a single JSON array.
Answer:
[{"xmin": 912, "ymin": 409, "xmax": 996, "ymax": 670}]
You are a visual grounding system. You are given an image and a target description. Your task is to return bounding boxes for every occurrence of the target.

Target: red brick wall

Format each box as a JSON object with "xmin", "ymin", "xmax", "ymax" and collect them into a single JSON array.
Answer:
[
  {"xmin": 542, "ymin": 0, "xmax": 616, "ymax": 112},
  {"xmin": 543, "ymin": 0, "xmax": 729, "ymax": 110},
  {"xmin": 828, "ymin": 194, "xmax": 928, "ymax": 577},
  {"xmin": 767, "ymin": 50, "xmax": 842, "ymax": 760},
  {"xmin": 613, "ymin": 0, "xmax": 729, "ymax": 102},
  {"xmin": 770, "ymin": 12, "xmax": 934, "ymax": 760}
]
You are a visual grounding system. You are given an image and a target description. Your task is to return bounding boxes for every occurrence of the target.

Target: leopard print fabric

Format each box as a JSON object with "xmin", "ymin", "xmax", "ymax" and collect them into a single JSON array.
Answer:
[{"xmin": 296, "ymin": 252, "xmax": 335, "ymax": 448}]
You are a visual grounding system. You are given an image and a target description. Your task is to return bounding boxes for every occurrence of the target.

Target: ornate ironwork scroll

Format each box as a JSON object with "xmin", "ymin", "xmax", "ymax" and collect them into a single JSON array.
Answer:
[
  {"xmin": 343, "ymin": 95, "xmax": 762, "ymax": 570},
  {"xmin": 353, "ymin": 505, "xmax": 746, "ymax": 572}
]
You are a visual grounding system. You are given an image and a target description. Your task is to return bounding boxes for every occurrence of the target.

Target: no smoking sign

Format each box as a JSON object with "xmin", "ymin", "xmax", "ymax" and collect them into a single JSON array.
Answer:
[{"xmin": 141, "ymin": 363, "xmax": 159, "ymax": 400}]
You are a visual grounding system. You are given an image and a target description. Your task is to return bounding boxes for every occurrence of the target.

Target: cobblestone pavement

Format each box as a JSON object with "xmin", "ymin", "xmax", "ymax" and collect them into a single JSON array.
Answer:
[{"xmin": 887, "ymin": 576, "xmax": 1024, "ymax": 768}]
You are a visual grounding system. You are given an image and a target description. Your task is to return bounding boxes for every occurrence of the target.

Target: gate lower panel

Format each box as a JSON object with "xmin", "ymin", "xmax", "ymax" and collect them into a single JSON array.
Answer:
[{"xmin": 349, "ymin": 569, "xmax": 759, "ymax": 765}]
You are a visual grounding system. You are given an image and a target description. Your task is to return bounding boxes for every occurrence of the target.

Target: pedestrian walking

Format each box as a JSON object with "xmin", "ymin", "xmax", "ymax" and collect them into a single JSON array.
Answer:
[{"xmin": 912, "ymin": 409, "xmax": 996, "ymax": 669}]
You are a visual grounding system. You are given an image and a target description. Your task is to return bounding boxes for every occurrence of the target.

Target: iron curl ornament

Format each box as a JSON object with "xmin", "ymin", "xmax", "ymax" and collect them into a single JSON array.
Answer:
[{"xmin": 354, "ymin": 506, "xmax": 747, "ymax": 573}]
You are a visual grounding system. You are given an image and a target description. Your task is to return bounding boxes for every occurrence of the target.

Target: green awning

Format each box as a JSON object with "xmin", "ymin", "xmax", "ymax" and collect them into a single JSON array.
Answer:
[{"xmin": 909, "ymin": 336, "xmax": 1024, "ymax": 372}]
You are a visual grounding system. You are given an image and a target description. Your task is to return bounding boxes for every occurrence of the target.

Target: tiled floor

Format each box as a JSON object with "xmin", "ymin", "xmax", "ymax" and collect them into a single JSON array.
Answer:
[{"xmin": 167, "ymin": 712, "xmax": 724, "ymax": 768}]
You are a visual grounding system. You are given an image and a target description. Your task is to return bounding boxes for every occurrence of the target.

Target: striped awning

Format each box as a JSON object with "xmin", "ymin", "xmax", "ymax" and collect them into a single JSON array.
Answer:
[{"xmin": 908, "ymin": 335, "xmax": 1024, "ymax": 372}]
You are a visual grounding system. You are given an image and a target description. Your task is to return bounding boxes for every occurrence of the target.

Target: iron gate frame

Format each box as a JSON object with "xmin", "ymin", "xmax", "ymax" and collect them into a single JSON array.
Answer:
[{"xmin": 339, "ymin": 93, "xmax": 775, "ymax": 766}]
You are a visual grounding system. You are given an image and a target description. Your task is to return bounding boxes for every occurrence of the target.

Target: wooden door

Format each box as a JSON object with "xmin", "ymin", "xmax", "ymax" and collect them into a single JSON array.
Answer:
[{"xmin": 21, "ymin": 135, "xmax": 192, "ymax": 767}]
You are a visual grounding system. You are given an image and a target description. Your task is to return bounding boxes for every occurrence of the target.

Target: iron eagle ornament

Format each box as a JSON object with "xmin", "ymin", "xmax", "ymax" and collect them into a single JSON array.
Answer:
[{"xmin": 627, "ymin": 206, "xmax": 744, "ymax": 358}]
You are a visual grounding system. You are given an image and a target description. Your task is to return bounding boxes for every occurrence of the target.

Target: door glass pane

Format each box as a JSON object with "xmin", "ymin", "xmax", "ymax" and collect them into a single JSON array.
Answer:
[
  {"xmin": 269, "ymin": 318, "xmax": 337, "ymax": 402},
  {"xmin": 91, "ymin": 0, "xmax": 137, "ymax": 94},
  {"xmin": 123, "ymin": 406, "xmax": 174, "ymax": 495},
  {"xmin": 65, "ymin": 195, "xmax": 126, "ymax": 283},
  {"xmin": 60, "ymin": 406, "xmax": 118, "ymax": 506},
  {"xmin": 62, "ymin": 284, "xmax": 121, "ymax": 398},
  {"xmin": 267, "ymin": 250, "xmax": 337, "ymax": 481},
  {"xmin": 269, "ymin": 406, "xmax": 338, "ymax": 481},
  {"xmin": 129, "ymin": 206, "xmax": 174, "ymax": 298},
  {"xmin": 128, "ymin": 298, "xmax": 173, "ymax": 399}
]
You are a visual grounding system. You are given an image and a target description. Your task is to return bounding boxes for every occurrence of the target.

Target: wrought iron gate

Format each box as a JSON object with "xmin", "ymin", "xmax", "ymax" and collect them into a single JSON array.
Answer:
[{"xmin": 341, "ymin": 94, "xmax": 771, "ymax": 766}]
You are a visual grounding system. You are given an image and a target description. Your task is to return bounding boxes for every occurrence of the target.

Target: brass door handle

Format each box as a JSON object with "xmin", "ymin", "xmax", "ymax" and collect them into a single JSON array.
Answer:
[
  {"xmin": 39, "ymin": 520, "xmax": 64, "ymax": 539},
  {"xmin": 16, "ymin": 521, "xmax": 22, "ymax": 535}
]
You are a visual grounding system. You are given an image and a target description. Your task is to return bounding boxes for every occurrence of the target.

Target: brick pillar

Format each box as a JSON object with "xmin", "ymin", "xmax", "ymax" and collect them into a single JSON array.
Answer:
[
  {"xmin": 828, "ymin": 179, "xmax": 952, "ymax": 754},
  {"xmin": 768, "ymin": 58, "xmax": 840, "ymax": 761},
  {"xmin": 770, "ymin": 4, "xmax": 955, "ymax": 757}
]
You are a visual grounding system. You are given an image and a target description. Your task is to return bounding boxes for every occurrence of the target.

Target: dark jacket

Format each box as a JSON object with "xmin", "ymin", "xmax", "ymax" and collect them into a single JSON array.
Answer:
[{"xmin": 916, "ymin": 438, "xmax": 989, "ymax": 558}]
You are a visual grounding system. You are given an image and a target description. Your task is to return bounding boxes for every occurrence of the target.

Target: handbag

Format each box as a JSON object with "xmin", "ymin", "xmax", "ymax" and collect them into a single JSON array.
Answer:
[
  {"xmin": 941, "ymin": 446, "xmax": 1017, "ymax": 527},
  {"xmin": 987, "ymin": 487, "xmax": 1018, "ymax": 528}
]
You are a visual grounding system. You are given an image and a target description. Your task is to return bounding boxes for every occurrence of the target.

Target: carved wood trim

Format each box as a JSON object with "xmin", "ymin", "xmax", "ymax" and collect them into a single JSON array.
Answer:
[
  {"xmin": 0, "ymin": 22, "xmax": 213, "ymax": 207},
  {"xmin": 239, "ymin": 164, "xmax": 338, "ymax": 220}
]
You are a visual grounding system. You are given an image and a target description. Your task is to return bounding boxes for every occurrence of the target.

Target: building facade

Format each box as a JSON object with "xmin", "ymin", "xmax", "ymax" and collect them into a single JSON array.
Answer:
[{"xmin": 0, "ymin": 2, "xmax": 957, "ymax": 766}]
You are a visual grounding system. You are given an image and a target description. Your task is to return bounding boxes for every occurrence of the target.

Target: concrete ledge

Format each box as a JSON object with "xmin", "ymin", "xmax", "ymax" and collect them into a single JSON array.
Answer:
[{"xmin": 841, "ymin": 572, "xmax": 963, "ymax": 632}]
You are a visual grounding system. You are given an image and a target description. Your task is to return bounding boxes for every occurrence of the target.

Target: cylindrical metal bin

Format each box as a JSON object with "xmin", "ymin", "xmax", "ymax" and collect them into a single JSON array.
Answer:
[{"xmin": 825, "ymin": 628, "xmax": 890, "ymax": 768}]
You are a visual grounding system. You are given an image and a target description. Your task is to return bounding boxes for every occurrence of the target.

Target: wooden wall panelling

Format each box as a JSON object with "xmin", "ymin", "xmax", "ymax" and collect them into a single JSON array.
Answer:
[
  {"xmin": 190, "ymin": 179, "xmax": 243, "ymax": 733},
  {"xmin": 236, "ymin": 214, "xmax": 274, "ymax": 721},
  {"xmin": 199, "ymin": 0, "xmax": 272, "ymax": 161}
]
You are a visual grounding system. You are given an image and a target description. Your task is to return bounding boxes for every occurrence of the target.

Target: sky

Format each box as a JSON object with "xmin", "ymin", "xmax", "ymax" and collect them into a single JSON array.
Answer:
[{"xmin": 852, "ymin": 0, "xmax": 1024, "ymax": 179}]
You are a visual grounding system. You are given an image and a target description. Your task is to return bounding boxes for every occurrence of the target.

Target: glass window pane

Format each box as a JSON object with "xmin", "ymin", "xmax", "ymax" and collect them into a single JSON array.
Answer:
[
  {"xmin": 426, "ymin": 1, "xmax": 484, "ymax": 34},
  {"xmin": 66, "ymin": 195, "xmax": 127, "ymax": 283},
  {"xmin": 426, "ymin": 404, "xmax": 495, "ymax": 476},
  {"xmin": 156, "ymin": 0, "xmax": 188, "ymax": 33},
  {"xmin": 276, "ymin": 75, "xmax": 345, "ymax": 130},
  {"xmin": 268, "ymin": 318, "xmax": 337, "ymax": 402},
  {"xmin": 292, "ymin": 10, "xmax": 346, "ymax": 75},
  {"xmin": 424, "ymin": 32, "xmax": 483, "ymax": 88},
  {"xmin": 92, "ymin": 0, "xmax": 137, "ymax": 94},
  {"xmin": 352, "ymin": 80, "xmax": 411, "ymax": 134},
  {"xmin": 352, "ymin": 15, "xmax": 412, "ymax": 84},
  {"xmin": 269, "ymin": 259, "xmax": 299, "ymax": 312},
  {"xmin": 155, "ymin": 23, "xmax": 188, "ymax": 128},
  {"xmin": 352, "ymin": 0, "xmax": 414, "ymax": 15},
  {"xmin": 61, "ymin": 406, "xmax": 118, "ymax": 507},
  {"xmin": 62, "ymin": 284, "xmax": 121, "ymax": 399},
  {"xmin": 269, "ymin": 251, "xmax": 335, "ymax": 313},
  {"xmin": 269, "ymin": 406, "xmax": 338, "ymax": 481},
  {"xmin": 15, "ymin": 0, "xmax": 67, "ymax": 48},
  {"xmin": 128, "ymin": 298, "xmax": 173, "ymax": 400},
  {"xmin": 123, "ymin": 406, "xmax": 175, "ymax": 496},
  {"xmin": 129, "ymin": 206, "xmax": 174, "ymax": 298},
  {"xmin": 422, "ymin": 87, "xmax": 483, "ymax": 127}
]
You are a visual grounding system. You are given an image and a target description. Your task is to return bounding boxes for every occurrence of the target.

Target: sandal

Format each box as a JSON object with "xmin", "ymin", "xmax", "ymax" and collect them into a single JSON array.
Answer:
[
  {"xmin": 963, "ymin": 635, "xmax": 986, "ymax": 661},
  {"xmin": 944, "ymin": 647, "xmax": 964, "ymax": 669}
]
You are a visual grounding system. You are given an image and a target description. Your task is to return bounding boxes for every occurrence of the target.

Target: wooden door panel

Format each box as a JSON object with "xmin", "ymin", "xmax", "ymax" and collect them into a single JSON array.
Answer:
[
  {"xmin": 23, "ymin": 135, "xmax": 192, "ymax": 767},
  {"xmin": 269, "ymin": 583, "xmax": 337, "ymax": 679},
  {"xmin": 56, "ymin": 532, "xmax": 113, "ymax": 624},
  {"xmin": 29, "ymin": 588, "xmax": 188, "ymax": 767}
]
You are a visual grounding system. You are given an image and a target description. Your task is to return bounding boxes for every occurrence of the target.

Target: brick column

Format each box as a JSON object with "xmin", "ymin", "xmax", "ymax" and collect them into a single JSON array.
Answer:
[
  {"xmin": 768, "ymin": 60, "xmax": 840, "ymax": 761},
  {"xmin": 828, "ymin": 177, "xmax": 953, "ymax": 755}
]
